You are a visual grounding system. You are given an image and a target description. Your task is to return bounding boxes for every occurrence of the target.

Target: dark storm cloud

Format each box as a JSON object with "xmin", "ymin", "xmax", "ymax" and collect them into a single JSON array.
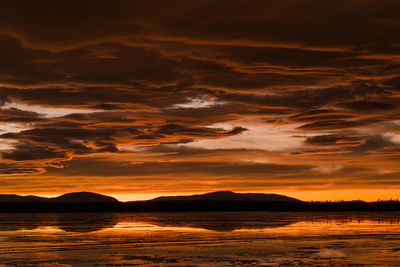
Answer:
[
  {"xmin": 352, "ymin": 135, "xmax": 396, "ymax": 153},
  {"xmin": 221, "ymin": 81, "xmax": 394, "ymax": 110},
  {"xmin": 298, "ymin": 119, "xmax": 372, "ymax": 130},
  {"xmin": 305, "ymin": 135, "xmax": 366, "ymax": 147},
  {"xmin": 61, "ymin": 112, "xmax": 138, "ymax": 124},
  {"xmin": 339, "ymin": 100, "xmax": 399, "ymax": 112},
  {"xmin": 156, "ymin": 124, "xmax": 246, "ymax": 137},
  {"xmin": 1, "ymin": 141, "xmax": 67, "ymax": 161},
  {"xmin": 0, "ymin": 0, "xmax": 398, "ymax": 49},
  {"xmin": 0, "ymin": 107, "xmax": 43, "ymax": 122},
  {"xmin": 0, "ymin": 35, "xmax": 189, "ymax": 89},
  {"xmin": 0, "ymin": 1, "xmax": 137, "ymax": 48},
  {"xmin": 289, "ymin": 109, "xmax": 356, "ymax": 122},
  {"xmin": 44, "ymin": 157, "xmax": 312, "ymax": 178},
  {"xmin": 0, "ymin": 163, "xmax": 44, "ymax": 175},
  {"xmin": 0, "ymin": 119, "xmax": 247, "ymax": 164}
]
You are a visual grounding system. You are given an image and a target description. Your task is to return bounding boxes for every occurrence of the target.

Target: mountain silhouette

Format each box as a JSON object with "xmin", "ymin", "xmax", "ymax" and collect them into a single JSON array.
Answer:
[
  {"xmin": 150, "ymin": 191, "xmax": 301, "ymax": 202},
  {"xmin": 0, "ymin": 194, "xmax": 49, "ymax": 202},
  {"xmin": 1, "ymin": 191, "xmax": 400, "ymax": 212},
  {"xmin": 53, "ymin": 192, "xmax": 118, "ymax": 203},
  {"xmin": 0, "ymin": 192, "xmax": 118, "ymax": 203}
]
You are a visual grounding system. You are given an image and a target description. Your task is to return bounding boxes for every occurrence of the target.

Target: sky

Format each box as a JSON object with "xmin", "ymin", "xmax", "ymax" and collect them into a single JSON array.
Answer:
[{"xmin": 1, "ymin": 0, "xmax": 400, "ymax": 201}]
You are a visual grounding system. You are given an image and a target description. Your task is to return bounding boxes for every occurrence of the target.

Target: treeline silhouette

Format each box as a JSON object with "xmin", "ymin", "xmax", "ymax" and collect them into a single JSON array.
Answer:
[{"xmin": 1, "ymin": 200, "xmax": 400, "ymax": 212}]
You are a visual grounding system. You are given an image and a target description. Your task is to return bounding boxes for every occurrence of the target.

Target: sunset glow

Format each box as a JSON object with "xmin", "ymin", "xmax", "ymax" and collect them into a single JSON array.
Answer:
[{"xmin": 1, "ymin": 1, "xmax": 400, "ymax": 201}]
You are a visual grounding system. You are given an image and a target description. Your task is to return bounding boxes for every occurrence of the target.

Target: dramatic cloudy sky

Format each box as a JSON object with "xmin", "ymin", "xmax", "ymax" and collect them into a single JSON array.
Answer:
[{"xmin": 1, "ymin": 0, "xmax": 400, "ymax": 200}]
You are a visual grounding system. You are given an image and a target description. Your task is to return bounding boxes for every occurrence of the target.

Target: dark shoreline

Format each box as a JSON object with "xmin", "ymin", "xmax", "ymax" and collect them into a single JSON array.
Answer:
[{"xmin": 1, "ymin": 200, "xmax": 400, "ymax": 212}]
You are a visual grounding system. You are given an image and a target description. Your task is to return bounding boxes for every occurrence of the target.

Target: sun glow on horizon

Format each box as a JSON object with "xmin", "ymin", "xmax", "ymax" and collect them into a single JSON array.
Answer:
[{"xmin": 29, "ymin": 189, "xmax": 400, "ymax": 202}]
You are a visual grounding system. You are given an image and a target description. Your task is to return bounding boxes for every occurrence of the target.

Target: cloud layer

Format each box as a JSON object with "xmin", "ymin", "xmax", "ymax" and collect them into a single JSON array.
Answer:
[{"xmin": 1, "ymin": 0, "xmax": 400, "ymax": 199}]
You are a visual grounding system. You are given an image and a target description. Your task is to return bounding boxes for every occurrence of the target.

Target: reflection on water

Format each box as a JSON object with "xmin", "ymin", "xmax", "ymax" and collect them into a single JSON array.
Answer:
[
  {"xmin": 0, "ymin": 213, "xmax": 119, "ymax": 233},
  {"xmin": 1, "ymin": 212, "xmax": 400, "ymax": 266},
  {"xmin": 2, "ymin": 212, "xmax": 400, "ymax": 233}
]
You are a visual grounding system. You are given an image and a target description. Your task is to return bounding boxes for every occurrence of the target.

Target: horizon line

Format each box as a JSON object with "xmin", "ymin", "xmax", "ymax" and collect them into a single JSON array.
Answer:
[{"xmin": 2, "ymin": 190, "xmax": 400, "ymax": 203}]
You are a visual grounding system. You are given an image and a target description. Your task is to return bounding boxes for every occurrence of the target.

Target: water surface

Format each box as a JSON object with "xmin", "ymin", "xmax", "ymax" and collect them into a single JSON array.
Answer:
[{"xmin": 1, "ymin": 212, "xmax": 400, "ymax": 266}]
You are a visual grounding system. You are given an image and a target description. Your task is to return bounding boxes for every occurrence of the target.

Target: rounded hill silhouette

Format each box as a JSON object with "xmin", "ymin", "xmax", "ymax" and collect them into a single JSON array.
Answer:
[
  {"xmin": 53, "ymin": 192, "xmax": 119, "ymax": 203},
  {"xmin": 150, "ymin": 191, "xmax": 301, "ymax": 202}
]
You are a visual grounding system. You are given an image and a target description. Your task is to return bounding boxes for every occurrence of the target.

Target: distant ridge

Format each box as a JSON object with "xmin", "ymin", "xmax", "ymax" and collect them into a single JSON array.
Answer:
[
  {"xmin": 0, "ymin": 192, "xmax": 118, "ymax": 203},
  {"xmin": 1, "ymin": 191, "xmax": 399, "ymax": 212},
  {"xmin": 0, "ymin": 194, "xmax": 49, "ymax": 203},
  {"xmin": 53, "ymin": 192, "xmax": 119, "ymax": 203},
  {"xmin": 0, "ymin": 191, "xmax": 299, "ymax": 203},
  {"xmin": 150, "ymin": 191, "xmax": 301, "ymax": 202}
]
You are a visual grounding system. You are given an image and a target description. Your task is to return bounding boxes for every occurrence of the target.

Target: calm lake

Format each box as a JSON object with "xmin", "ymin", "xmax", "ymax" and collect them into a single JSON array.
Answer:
[{"xmin": 1, "ymin": 212, "xmax": 400, "ymax": 266}]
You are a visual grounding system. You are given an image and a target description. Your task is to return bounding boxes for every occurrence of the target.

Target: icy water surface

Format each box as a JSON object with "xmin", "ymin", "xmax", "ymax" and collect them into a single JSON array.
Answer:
[{"xmin": 1, "ymin": 212, "xmax": 400, "ymax": 266}]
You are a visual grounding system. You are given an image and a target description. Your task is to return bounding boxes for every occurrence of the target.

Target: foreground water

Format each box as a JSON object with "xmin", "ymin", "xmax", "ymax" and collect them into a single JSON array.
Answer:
[{"xmin": 0, "ymin": 212, "xmax": 400, "ymax": 266}]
